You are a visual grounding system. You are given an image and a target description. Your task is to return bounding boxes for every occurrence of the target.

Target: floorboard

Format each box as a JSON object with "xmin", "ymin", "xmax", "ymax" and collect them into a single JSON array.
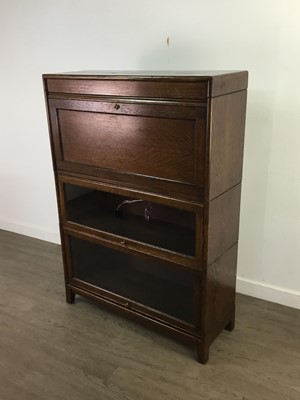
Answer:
[{"xmin": 0, "ymin": 229, "xmax": 299, "ymax": 400}]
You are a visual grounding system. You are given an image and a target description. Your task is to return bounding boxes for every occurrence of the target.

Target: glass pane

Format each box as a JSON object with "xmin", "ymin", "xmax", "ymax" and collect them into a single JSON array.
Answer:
[
  {"xmin": 69, "ymin": 236, "xmax": 195, "ymax": 323},
  {"xmin": 64, "ymin": 183, "xmax": 195, "ymax": 256}
]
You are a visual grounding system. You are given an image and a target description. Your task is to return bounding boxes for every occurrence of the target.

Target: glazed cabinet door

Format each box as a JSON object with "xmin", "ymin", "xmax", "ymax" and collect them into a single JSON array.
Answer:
[
  {"xmin": 58, "ymin": 176, "xmax": 204, "ymax": 268},
  {"xmin": 64, "ymin": 233, "xmax": 202, "ymax": 332}
]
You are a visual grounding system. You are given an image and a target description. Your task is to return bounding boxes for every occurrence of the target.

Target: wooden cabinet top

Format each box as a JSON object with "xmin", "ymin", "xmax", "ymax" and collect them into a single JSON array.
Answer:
[{"xmin": 43, "ymin": 70, "xmax": 248, "ymax": 98}]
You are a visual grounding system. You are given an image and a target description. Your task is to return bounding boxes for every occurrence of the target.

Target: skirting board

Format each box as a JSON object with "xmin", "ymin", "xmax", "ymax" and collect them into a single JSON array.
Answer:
[
  {"xmin": 237, "ymin": 277, "xmax": 300, "ymax": 310},
  {"xmin": 0, "ymin": 219, "xmax": 60, "ymax": 245},
  {"xmin": 1, "ymin": 219, "xmax": 299, "ymax": 310}
]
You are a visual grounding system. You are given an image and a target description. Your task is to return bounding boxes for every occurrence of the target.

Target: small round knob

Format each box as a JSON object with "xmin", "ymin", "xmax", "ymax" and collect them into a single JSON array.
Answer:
[
  {"xmin": 120, "ymin": 240, "xmax": 127, "ymax": 246},
  {"xmin": 114, "ymin": 104, "xmax": 120, "ymax": 110},
  {"xmin": 125, "ymin": 302, "xmax": 129, "ymax": 307}
]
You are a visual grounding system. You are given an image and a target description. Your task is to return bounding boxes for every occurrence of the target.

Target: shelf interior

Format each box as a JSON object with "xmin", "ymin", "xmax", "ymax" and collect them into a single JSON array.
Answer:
[
  {"xmin": 69, "ymin": 236, "xmax": 196, "ymax": 323},
  {"xmin": 64, "ymin": 183, "xmax": 196, "ymax": 256}
]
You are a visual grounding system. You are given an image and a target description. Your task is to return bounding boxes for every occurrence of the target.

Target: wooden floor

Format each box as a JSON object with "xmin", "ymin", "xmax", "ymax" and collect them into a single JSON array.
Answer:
[{"xmin": 0, "ymin": 229, "xmax": 299, "ymax": 400}]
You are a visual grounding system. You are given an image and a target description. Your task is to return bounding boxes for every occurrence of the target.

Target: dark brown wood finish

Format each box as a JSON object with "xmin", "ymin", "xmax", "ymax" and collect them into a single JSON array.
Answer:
[
  {"xmin": 59, "ymin": 109, "xmax": 196, "ymax": 182},
  {"xmin": 208, "ymin": 91, "xmax": 247, "ymax": 200},
  {"xmin": 43, "ymin": 70, "xmax": 248, "ymax": 364},
  {"xmin": 206, "ymin": 184, "xmax": 242, "ymax": 265},
  {"xmin": 204, "ymin": 244, "xmax": 238, "ymax": 346},
  {"xmin": 49, "ymin": 98, "xmax": 207, "ymax": 201},
  {"xmin": 209, "ymin": 71, "xmax": 248, "ymax": 97},
  {"xmin": 46, "ymin": 78, "xmax": 209, "ymax": 100}
]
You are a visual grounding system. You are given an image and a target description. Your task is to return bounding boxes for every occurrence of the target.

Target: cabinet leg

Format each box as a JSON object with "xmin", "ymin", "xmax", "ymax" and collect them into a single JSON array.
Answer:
[
  {"xmin": 196, "ymin": 342, "xmax": 209, "ymax": 364},
  {"xmin": 225, "ymin": 319, "xmax": 235, "ymax": 332},
  {"xmin": 225, "ymin": 314, "xmax": 235, "ymax": 332},
  {"xmin": 66, "ymin": 286, "xmax": 75, "ymax": 304}
]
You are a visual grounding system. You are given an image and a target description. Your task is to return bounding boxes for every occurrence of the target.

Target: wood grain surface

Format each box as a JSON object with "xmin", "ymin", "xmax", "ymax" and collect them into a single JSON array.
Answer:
[
  {"xmin": 43, "ymin": 72, "xmax": 248, "ymax": 364},
  {"xmin": 46, "ymin": 78, "xmax": 209, "ymax": 100},
  {"xmin": 47, "ymin": 97, "xmax": 207, "ymax": 201},
  {"xmin": 1, "ymin": 230, "xmax": 299, "ymax": 400},
  {"xmin": 58, "ymin": 109, "xmax": 197, "ymax": 183},
  {"xmin": 206, "ymin": 184, "xmax": 241, "ymax": 265},
  {"xmin": 208, "ymin": 91, "xmax": 247, "ymax": 200}
]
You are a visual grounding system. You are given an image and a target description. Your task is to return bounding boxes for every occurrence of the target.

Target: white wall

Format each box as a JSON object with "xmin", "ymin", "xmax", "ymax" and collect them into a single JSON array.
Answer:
[{"xmin": 1, "ymin": 0, "xmax": 299, "ymax": 308}]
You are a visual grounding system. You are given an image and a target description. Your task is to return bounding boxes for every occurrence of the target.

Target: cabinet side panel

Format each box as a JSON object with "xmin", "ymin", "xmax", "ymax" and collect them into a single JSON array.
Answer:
[
  {"xmin": 209, "ymin": 90, "xmax": 247, "ymax": 200},
  {"xmin": 207, "ymin": 184, "xmax": 241, "ymax": 265},
  {"xmin": 210, "ymin": 71, "xmax": 248, "ymax": 97},
  {"xmin": 204, "ymin": 244, "xmax": 238, "ymax": 345},
  {"xmin": 43, "ymin": 80, "xmax": 71, "ymax": 301}
]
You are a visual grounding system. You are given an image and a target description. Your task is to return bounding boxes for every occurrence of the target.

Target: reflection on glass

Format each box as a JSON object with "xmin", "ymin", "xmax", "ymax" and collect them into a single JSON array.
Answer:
[
  {"xmin": 70, "ymin": 236, "xmax": 195, "ymax": 323},
  {"xmin": 64, "ymin": 183, "xmax": 196, "ymax": 256}
]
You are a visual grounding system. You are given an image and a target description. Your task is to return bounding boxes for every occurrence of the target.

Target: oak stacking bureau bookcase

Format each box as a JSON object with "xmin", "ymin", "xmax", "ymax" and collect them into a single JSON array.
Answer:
[{"xmin": 43, "ymin": 70, "xmax": 248, "ymax": 363}]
